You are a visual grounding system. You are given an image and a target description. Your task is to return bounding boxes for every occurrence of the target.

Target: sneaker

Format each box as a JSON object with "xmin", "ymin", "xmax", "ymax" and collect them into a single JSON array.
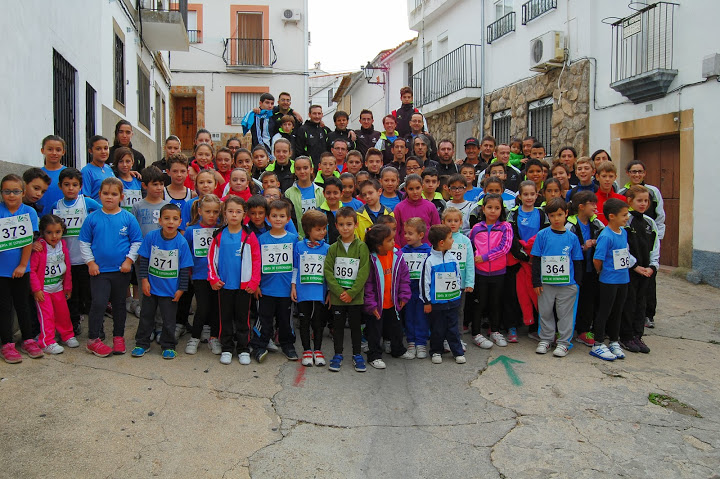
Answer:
[
  {"xmin": 635, "ymin": 337, "xmax": 651, "ymax": 354},
  {"xmin": 507, "ymin": 327, "xmax": 518, "ymax": 343},
  {"xmin": 313, "ymin": 351, "xmax": 326, "ymax": 367},
  {"xmin": 238, "ymin": 352, "xmax": 251, "ymax": 365},
  {"xmin": 576, "ymin": 332, "xmax": 595, "ymax": 347},
  {"xmin": 131, "ymin": 346, "xmax": 149, "ymax": 357},
  {"xmin": 174, "ymin": 324, "xmax": 186, "ymax": 341},
  {"xmin": 645, "ymin": 317, "xmax": 655, "ymax": 328},
  {"xmin": 112, "ymin": 337, "xmax": 126, "ymax": 355},
  {"xmin": 282, "ymin": 346, "xmax": 298, "ymax": 361},
  {"xmin": 399, "ymin": 349, "xmax": 415, "ymax": 360},
  {"xmin": 153, "ymin": 330, "xmax": 162, "ymax": 345},
  {"xmin": 185, "ymin": 337, "xmax": 200, "ymax": 355},
  {"xmin": 383, "ymin": 340, "xmax": 391, "ymax": 354},
  {"xmin": 536, "ymin": 341, "xmax": 550, "ymax": 354},
  {"xmin": 490, "ymin": 332, "xmax": 507, "ymax": 347},
  {"xmin": 208, "ymin": 337, "xmax": 222, "ymax": 355},
  {"xmin": 406, "ymin": 343, "xmax": 416, "ymax": 358},
  {"xmin": 619, "ymin": 338, "xmax": 640, "ymax": 353},
  {"xmin": 1, "ymin": 343, "xmax": 23, "ymax": 363},
  {"xmin": 370, "ymin": 358, "xmax": 386, "ymax": 369},
  {"xmin": 220, "ymin": 352, "xmax": 232, "ymax": 364},
  {"xmin": 328, "ymin": 354, "xmax": 343, "ymax": 372},
  {"xmin": 431, "ymin": 353, "xmax": 442, "ymax": 364},
  {"xmin": 254, "ymin": 348, "xmax": 269, "ymax": 363},
  {"xmin": 443, "ymin": 340, "xmax": 451, "ymax": 352},
  {"xmin": 266, "ymin": 338, "xmax": 279, "ymax": 353},
  {"xmin": 125, "ymin": 297, "xmax": 134, "ymax": 314},
  {"xmin": 352, "ymin": 354, "xmax": 367, "ymax": 372},
  {"xmin": 200, "ymin": 325, "xmax": 211, "ymax": 342},
  {"xmin": 20, "ymin": 339, "xmax": 44, "ymax": 358},
  {"xmin": 528, "ymin": 331, "xmax": 541, "ymax": 342},
  {"xmin": 86, "ymin": 338, "xmax": 112, "ymax": 357},
  {"xmin": 553, "ymin": 344, "xmax": 569, "ymax": 357},
  {"xmin": 416, "ymin": 344, "xmax": 428, "ymax": 359},
  {"xmin": 301, "ymin": 350, "xmax": 314, "ymax": 367},
  {"xmin": 361, "ymin": 339, "xmax": 369, "ymax": 353},
  {"xmin": 43, "ymin": 343, "xmax": 65, "ymax": 355},
  {"xmin": 589, "ymin": 343, "xmax": 616, "ymax": 361},
  {"xmin": 162, "ymin": 349, "xmax": 176, "ymax": 360},
  {"xmin": 455, "ymin": 355, "xmax": 466, "ymax": 364},
  {"xmin": 64, "ymin": 337, "xmax": 80, "ymax": 348},
  {"xmin": 134, "ymin": 304, "xmax": 142, "ymax": 318},
  {"xmin": 608, "ymin": 342, "xmax": 625, "ymax": 359},
  {"xmin": 461, "ymin": 340, "xmax": 467, "ymax": 352},
  {"xmin": 473, "ymin": 334, "xmax": 493, "ymax": 349}
]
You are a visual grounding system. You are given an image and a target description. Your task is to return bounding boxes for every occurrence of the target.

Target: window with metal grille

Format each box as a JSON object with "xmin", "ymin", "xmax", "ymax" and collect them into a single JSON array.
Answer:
[
  {"xmin": 527, "ymin": 97, "xmax": 553, "ymax": 156},
  {"xmin": 328, "ymin": 88, "xmax": 333, "ymax": 107},
  {"xmin": 86, "ymin": 83, "xmax": 96, "ymax": 164},
  {"xmin": 138, "ymin": 66, "xmax": 151, "ymax": 129},
  {"xmin": 114, "ymin": 34, "xmax": 125, "ymax": 105},
  {"xmin": 492, "ymin": 109, "xmax": 511, "ymax": 146},
  {"xmin": 53, "ymin": 50, "xmax": 77, "ymax": 168},
  {"xmin": 230, "ymin": 92, "xmax": 261, "ymax": 125},
  {"xmin": 406, "ymin": 60, "xmax": 413, "ymax": 91}
]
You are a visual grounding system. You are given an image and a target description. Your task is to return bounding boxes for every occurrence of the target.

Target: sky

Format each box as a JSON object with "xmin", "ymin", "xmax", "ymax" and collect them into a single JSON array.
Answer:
[{"xmin": 307, "ymin": 0, "xmax": 416, "ymax": 73}]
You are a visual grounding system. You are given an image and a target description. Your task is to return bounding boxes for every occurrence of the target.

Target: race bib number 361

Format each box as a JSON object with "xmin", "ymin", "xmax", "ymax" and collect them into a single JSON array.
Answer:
[
  {"xmin": 262, "ymin": 243, "xmax": 293, "ymax": 274},
  {"xmin": 0, "ymin": 214, "xmax": 33, "ymax": 252}
]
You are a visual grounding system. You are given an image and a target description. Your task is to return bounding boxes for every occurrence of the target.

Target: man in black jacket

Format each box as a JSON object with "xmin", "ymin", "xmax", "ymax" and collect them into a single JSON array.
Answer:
[
  {"xmin": 354, "ymin": 109, "xmax": 381, "ymax": 158},
  {"xmin": 404, "ymin": 112, "xmax": 437, "ymax": 161},
  {"xmin": 269, "ymin": 92, "xmax": 302, "ymax": 137},
  {"xmin": 436, "ymin": 139, "xmax": 460, "ymax": 176},
  {"xmin": 327, "ymin": 110, "xmax": 357, "ymax": 151},
  {"xmin": 294, "ymin": 105, "xmax": 330, "ymax": 167}
]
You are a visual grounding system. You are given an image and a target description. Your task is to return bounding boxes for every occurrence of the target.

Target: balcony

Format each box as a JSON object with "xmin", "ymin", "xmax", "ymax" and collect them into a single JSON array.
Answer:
[
  {"xmin": 610, "ymin": 2, "xmax": 678, "ymax": 103},
  {"xmin": 522, "ymin": 0, "xmax": 557, "ymax": 25},
  {"xmin": 412, "ymin": 44, "xmax": 481, "ymax": 114},
  {"xmin": 487, "ymin": 12, "xmax": 516, "ymax": 44},
  {"xmin": 223, "ymin": 38, "xmax": 277, "ymax": 71},
  {"xmin": 187, "ymin": 29, "xmax": 201, "ymax": 44},
  {"xmin": 407, "ymin": 0, "xmax": 462, "ymax": 31},
  {"xmin": 138, "ymin": 0, "xmax": 189, "ymax": 52}
]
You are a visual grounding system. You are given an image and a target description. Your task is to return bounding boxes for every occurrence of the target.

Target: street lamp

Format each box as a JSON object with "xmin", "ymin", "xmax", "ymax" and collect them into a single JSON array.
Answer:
[{"xmin": 361, "ymin": 61, "xmax": 388, "ymax": 85}]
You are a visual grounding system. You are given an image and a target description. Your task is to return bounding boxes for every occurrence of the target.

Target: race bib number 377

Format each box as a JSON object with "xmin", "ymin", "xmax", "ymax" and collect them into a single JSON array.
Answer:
[{"xmin": 0, "ymin": 214, "xmax": 33, "ymax": 252}]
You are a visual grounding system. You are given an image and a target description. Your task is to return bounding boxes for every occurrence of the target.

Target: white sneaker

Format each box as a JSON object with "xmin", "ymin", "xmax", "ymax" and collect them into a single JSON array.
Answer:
[
  {"xmin": 135, "ymin": 304, "xmax": 142, "ymax": 318},
  {"xmin": 185, "ymin": 337, "xmax": 200, "ymax": 355},
  {"xmin": 416, "ymin": 344, "xmax": 428, "ymax": 359},
  {"xmin": 370, "ymin": 359, "xmax": 386, "ymax": 369},
  {"xmin": 238, "ymin": 352, "xmax": 251, "ymax": 365},
  {"xmin": 400, "ymin": 349, "xmax": 415, "ymax": 360},
  {"xmin": 443, "ymin": 340, "xmax": 451, "ymax": 352},
  {"xmin": 383, "ymin": 340, "xmax": 391, "ymax": 354},
  {"xmin": 460, "ymin": 339, "xmax": 467, "ymax": 352},
  {"xmin": 536, "ymin": 341, "xmax": 550, "ymax": 354},
  {"xmin": 125, "ymin": 297, "xmax": 134, "ymax": 314},
  {"xmin": 64, "ymin": 337, "xmax": 80, "ymax": 348},
  {"xmin": 473, "ymin": 334, "xmax": 493, "ymax": 349},
  {"xmin": 200, "ymin": 325, "xmax": 211, "ymax": 342},
  {"xmin": 553, "ymin": 344, "xmax": 569, "ymax": 357},
  {"xmin": 608, "ymin": 341, "xmax": 625, "ymax": 359},
  {"xmin": 361, "ymin": 340, "xmax": 369, "ymax": 353},
  {"xmin": 455, "ymin": 355, "xmax": 466, "ymax": 364},
  {"xmin": 208, "ymin": 337, "xmax": 222, "ymax": 355},
  {"xmin": 313, "ymin": 351, "xmax": 326, "ymax": 367},
  {"xmin": 43, "ymin": 343, "xmax": 64, "ymax": 355},
  {"xmin": 266, "ymin": 339, "xmax": 279, "ymax": 352},
  {"xmin": 590, "ymin": 343, "xmax": 616, "ymax": 361},
  {"xmin": 490, "ymin": 332, "xmax": 507, "ymax": 347},
  {"xmin": 174, "ymin": 323, "xmax": 187, "ymax": 341},
  {"xmin": 431, "ymin": 353, "xmax": 442, "ymax": 364},
  {"xmin": 301, "ymin": 350, "xmax": 314, "ymax": 367},
  {"xmin": 220, "ymin": 352, "xmax": 232, "ymax": 364},
  {"xmin": 406, "ymin": 343, "xmax": 416, "ymax": 357}
]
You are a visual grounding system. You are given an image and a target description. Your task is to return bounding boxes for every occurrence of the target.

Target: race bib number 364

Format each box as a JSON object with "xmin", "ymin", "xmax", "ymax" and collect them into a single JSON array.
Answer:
[
  {"xmin": 541, "ymin": 255, "xmax": 570, "ymax": 284},
  {"xmin": 0, "ymin": 214, "xmax": 33, "ymax": 252}
]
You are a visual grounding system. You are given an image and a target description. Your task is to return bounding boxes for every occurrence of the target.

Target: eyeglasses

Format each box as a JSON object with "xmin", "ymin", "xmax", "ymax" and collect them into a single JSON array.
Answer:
[
  {"xmin": 264, "ymin": 194, "xmax": 280, "ymax": 200},
  {"xmin": 1, "ymin": 190, "xmax": 23, "ymax": 196},
  {"xmin": 628, "ymin": 170, "xmax": 644, "ymax": 174},
  {"xmin": 449, "ymin": 186, "xmax": 465, "ymax": 191},
  {"xmin": 406, "ymin": 166, "xmax": 421, "ymax": 171}
]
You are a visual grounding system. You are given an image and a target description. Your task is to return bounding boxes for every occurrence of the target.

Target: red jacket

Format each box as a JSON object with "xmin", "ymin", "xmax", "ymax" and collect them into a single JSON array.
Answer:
[
  {"xmin": 30, "ymin": 239, "xmax": 72, "ymax": 294},
  {"xmin": 596, "ymin": 189, "xmax": 626, "ymax": 226},
  {"xmin": 207, "ymin": 227, "xmax": 261, "ymax": 291}
]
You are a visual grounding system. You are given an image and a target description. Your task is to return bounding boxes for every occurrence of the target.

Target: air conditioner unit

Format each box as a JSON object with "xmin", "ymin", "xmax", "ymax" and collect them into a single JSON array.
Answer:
[
  {"xmin": 281, "ymin": 9, "xmax": 301, "ymax": 23},
  {"xmin": 529, "ymin": 31, "xmax": 565, "ymax": 72}
]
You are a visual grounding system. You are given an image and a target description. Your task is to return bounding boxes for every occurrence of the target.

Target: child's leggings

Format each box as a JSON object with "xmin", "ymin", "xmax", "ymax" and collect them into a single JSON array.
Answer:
[
  {"xmin": 404, "ymin": 295, "xmax": 429, "ymax": 346},
  {"xmin": 297, "ymin": 300, "xmax": 327, "ymax": 352},
  {"xmin": 88, "ymin": 271, "xmax": 131, "ymax": 340},
  {"xmin": 473, "ymin": 274, "xmax": 504, "ymax": 335},
  {"xmin": 593, "ymin": 283, "xmax": 628, "ymax": 343},
  {"xmin": 0, "ymin": 275, "xmax": 34, "ymax": 344},
  {"xmin": 365, "ymin": 307, "xmax": 406, "ymax": 361},
  {"xmin": 36, "ymin": 290, "xmax": 74, "ymax": 347},
  {"xmin": 190, "ymin": 280, "xmax": 219, "ymax": 339},
  {"xmin": 218, "ymin": 289, "xmax": 251, "ymax": 354}
]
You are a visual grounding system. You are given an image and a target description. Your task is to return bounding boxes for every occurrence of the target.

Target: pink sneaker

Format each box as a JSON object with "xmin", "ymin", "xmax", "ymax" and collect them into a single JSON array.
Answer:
[
  {"xmin": 1, "ymin": 343, "xmax": 23, "ymax": 363},
  {"xmin": 20, "ymin": 339, "xmax": 44, "ymax": 358},
  {"xmin": 86, "ymin": 338, "xmax": 112, "ymax": 357},
  {"xmin": 112, "ymin": 336, "xmax": 126, "ymax": 355}
]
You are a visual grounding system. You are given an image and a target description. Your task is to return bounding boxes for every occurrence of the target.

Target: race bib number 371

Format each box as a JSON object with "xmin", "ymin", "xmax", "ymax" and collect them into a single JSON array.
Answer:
[
  {"xmin": 0, "ymin": 214, "xmax": 33, "ymax": 252},
  {"xmin": 150, "ymin": 247, "xmax": 179, "ymax": 278}
]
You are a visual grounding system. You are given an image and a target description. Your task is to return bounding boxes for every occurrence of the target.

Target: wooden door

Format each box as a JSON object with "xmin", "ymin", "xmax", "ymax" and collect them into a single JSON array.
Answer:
[
  {"xmin": 174, "ymin": 97, "xmax": 196, "ymax": 151},
  {"xmin": 634, "ymin": 136, "xmax": 680, "ymax": 266}
]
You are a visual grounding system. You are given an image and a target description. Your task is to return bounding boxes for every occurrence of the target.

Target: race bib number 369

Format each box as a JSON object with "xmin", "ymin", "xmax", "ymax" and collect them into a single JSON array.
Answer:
[
  {"xmin": 334, "ymin": 257, "xmax": 359, "ymax": 288},
  {"xmin": 0, "ymin": 214, "xmax": 33, "ymax": 252}
]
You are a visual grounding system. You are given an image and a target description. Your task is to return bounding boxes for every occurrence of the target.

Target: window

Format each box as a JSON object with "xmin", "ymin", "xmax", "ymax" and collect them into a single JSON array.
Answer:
[
  {"xmin": 86, "ymin": 83, "xmax": 96, "ymax": 164},
  {"xmin": 437, "ymin": 35, "xmax": 448, "ymax": 58},
  {"xmin": 114, "ymin": 33, "xmax": 125, "ymax": 106},
  {"xmin": 424, "ymin": 42, "xmax": 433, "ymax": 66},
  {"xmin": 229, "ymin": 91, "xmax": 261, "ymax": 125},
  {"xmin": 138, "ymin": 65, "xmax": 151, "ymax": 129},
  {"xmin": 528, "ymin": 97, "xmax": 553, "ymax": 156},
  {"xmin": 406, "ymin": 60, "xmax": 413, "ymax": 89},
  {"xmin": 492, "ymin": 109, "xmax": 511, "ymax": 146},
  {"xmin": 235, "ymin": 11, "xmax": 263, "ymax": 65},
  {"xmin": 494, "ymin": 0, "xmax": 513, "ymax": 19},
  {"xmin": 53, "ymin": 50, "xmax": 77, "ymax": 168},
  {"xmin": 327, "ymin": 88, "xmax": 334, "ymax": 107},
  {"xmin": 187, "ymin": 10, "xmax": 201, "ymax": 43}
]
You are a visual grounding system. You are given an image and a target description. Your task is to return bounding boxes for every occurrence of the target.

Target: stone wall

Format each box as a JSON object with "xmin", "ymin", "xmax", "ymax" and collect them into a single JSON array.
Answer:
[{"xmin": 426, "ymin": 59, "xmax": 590, "ymax": 156}]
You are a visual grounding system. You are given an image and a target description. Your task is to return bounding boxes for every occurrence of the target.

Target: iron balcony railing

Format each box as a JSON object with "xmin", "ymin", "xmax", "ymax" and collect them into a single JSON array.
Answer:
[
  {"xmin": 187, "ymin": 29, "xmax": 201, "ymax": 43},
  {"xmin": 412, "ymin": 44, "xmax": 481, "ymax": 108},
  {"xmin": 223, "ymin": 38, "xmax": 277, "ymax": 68},
  {"xmin": 487, "ymin": 12, "xmax": 516, "ymax": 44},
  {"xmin": 611, "ymin": 2, "xmax": 677, "ymax": 83},
  {"xmin": 139, "ymin": 0, "xmax": 188, "ymax": 25},
  {"xmin": 522, "ymin": 0, "xmax": 557, "ymax": 25}
]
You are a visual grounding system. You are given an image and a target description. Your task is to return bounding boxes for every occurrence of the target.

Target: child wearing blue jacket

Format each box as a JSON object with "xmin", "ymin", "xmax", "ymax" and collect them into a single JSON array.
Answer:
[
  {"xmin": 400, "ymin": 218, "xmax": 432, "ymax": 359},
  {"xmin": 291, "ymin": 210, "xmax": 330, "ymax": 367}
]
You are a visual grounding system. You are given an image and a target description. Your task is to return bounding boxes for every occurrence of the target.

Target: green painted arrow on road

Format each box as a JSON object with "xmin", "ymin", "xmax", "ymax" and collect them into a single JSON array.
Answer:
[{"xmin": 488, "ymin": 355, "xmax": 525, "ymax": 386}]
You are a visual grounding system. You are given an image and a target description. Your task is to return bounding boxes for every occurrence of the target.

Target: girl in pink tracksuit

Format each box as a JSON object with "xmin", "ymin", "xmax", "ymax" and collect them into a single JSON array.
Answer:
[
  {"xmin": 469, "ymin": 194, "xmax": 513, "ymax": 349},
  {"xmin": 30, "ymin": 214, "xmax": 77, "ymax": 354}
]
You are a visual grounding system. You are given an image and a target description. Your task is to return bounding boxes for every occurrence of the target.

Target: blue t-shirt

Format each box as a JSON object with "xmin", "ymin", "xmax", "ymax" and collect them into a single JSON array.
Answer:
[
  {"xmin": 593, "ymin": 227, "xmax": 631, "ymax": 285},
  {"xmin": 578, "ymin": 220, "xmax": 593, "ymax": 272},
  {"xmin": 39, "ymin": 166, "xmax": 67, "ymax": 215},
  {"xmin": 138, "ymin": 229, "xmax": 193, "ymax": 297},
  {"xmin": 216, "ymin": 229, "xmax": 245, "ymax": 290},
  {"xmin": 464, "ymin": 187, "xmax": 482, "ymax": 202},
  {"xmin": 292, "ymin": 238, "xmax": 330, "ymax": 302},
  {"xmin": 185, "ymin": 224, "xmax": 218, "ymax": 281},
  {"xmin": 78, "ymin": 209, "xmax": 142, "ymax": 273},
  {"xmin": 0, "ymin": 203, "xmax": 39, "ymax": 277},
  {"xmin": 120, "ymin": 177, "xmax": 143, "ymax": 212},
  {"xmin": 531, "ymin": 228, "xmax": 584, "ymax": 286},
  {"xmin": 181, "ymin": 197, "xmax": 199, "ymax": 230},
  {"xmin": 81, "ymin": 163, "xmax": 115, "ymax": 201},
  {"xmin": 343, "ymin": 197, "xmax": 363, "ymax": 211},
  {"xmin": 53, "ymin": 195, "xmax": 102, "ymax": 265},
  {"xmin": 258, "ymin": 230, "xmax": 298, "ymax": 296},
  {"xmin": 379, "ymin": 193, "xmax": 402, "ymax": 212},
  {"xmin": 517, "ymin": 207, "xmax": 541, "ymax": 241}
]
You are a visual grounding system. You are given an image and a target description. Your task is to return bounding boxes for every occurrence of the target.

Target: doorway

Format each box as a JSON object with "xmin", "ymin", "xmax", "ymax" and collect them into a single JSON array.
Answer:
[{"xmin": 174, "ymin": 97, "xmax": 196, "ymax": 152}]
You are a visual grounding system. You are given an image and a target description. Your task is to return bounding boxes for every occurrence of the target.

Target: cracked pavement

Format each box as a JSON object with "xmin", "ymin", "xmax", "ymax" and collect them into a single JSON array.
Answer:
[{"xmin": 1, "ymin": 273, "xmax": 719, "ymax": 478}]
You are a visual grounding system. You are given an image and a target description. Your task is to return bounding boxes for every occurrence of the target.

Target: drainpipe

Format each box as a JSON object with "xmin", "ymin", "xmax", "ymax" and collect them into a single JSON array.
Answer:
[
  {"xmin": 480, "ymin": 0, "xmax": 486, "ymax": 137},
  {"xmin": 304, "ymin": 0, "xmax": 310, "ymax": 110}
]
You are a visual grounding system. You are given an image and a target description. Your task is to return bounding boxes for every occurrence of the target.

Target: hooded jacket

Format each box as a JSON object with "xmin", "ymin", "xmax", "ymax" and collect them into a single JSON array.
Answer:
[
  {"xmin": 469, "ymin": 220, "xmax": 513, "ymax": 276},
  {"xmin": 355, "ymin": 204, "xmax": 393, "ymax": 241},
  {"xmin": 207, "ymin": 226, "xmax": 261, "ymax": 291},
  {"xmin": 625, "ymin": 210, "xmax": 660, "ymax": 271},
  {"xmin": 294, "ymin": 120, "xmax": 330, "ymax": 166},
  {"xmin": 30, "ymin": 239, "xmax": 72, "ymax": 294},
  {"xmin": 364, "ymin": 249, "xmax": 412, "ymax": 315},
  {"xmin": 285, "ymin": 181, "xmax": 325, "ymax": 238}
]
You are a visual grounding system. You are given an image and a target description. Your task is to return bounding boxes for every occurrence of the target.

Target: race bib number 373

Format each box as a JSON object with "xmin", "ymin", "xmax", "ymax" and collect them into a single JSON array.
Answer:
[{"xmin": 0, "ymin": 214, "xmax": 33, "ymax": 252}]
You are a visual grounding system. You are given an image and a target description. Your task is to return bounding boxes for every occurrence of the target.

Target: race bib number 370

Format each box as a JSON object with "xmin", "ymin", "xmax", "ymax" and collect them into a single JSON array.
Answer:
[
  {"xmin": 262, "ymin": 243, "xmax": 293, "ymax": 274},
  {"xmin": 0, "ymin": 214, "xmax": 33, "ymax": 252}
]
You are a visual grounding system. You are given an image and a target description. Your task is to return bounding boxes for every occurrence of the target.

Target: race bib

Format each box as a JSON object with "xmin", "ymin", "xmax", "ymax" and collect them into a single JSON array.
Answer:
[
  {"xmin": 192, "ymin": 228, "xmax": 216, "ymax": 258},
  {"xmin": 44, "ymin": 251, "xmax": 66, "ymax": 286},
  {"xmin": 613, "ymin": 248, "xmax": 630, "ymax": 270},
  {"xmin": 403, "ymin": 253, "xmax": 426, "ymax": 280},
  {"xmin": 150, "ymin": 247, "xmax": 179, "ymax": 278},
  {"xmin": 300, "ymin": 253, "xmax": 325, "ymax": 284},
  {"xmin": 448, "ymin": 242, "xmax": 467, "ymax": 270},
  {"xmin": 54, "ymin": 207, "xmax": 86, "ymax": 237},
  {"xmin": 301, "ymin": 198, "xmax": 317, "ymax": 215},
  {"xmin": 0, "ymin": 214, "xmax": 33, "ymax": 252},
  {"xmin": 541, "ymin": 255, "xmax": 570, "ymax": 284},
  {"xmin": 434, "ymin": 272, "xmax": 460, "ymax": 301},
  {"xmin": 122, "ymin": 189, "xmax": 143, "ymax": 211},
  {"xmin": 262, "ymin": 243, "xmax": 293, "ymax": 274},
  {"xmin": 334, "ymin": 257, "xmax": 358, "ymax": 288}
]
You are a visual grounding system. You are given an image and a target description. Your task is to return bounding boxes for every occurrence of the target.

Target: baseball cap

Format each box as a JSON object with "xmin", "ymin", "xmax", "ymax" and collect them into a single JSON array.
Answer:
[{"xmin": 464, "ymin": 137, "xmax": 479, "ymax": 147}]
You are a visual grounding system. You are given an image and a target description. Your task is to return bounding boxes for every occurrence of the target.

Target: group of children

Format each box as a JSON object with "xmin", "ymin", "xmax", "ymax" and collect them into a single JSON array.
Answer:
[{"xmin": 0, "ymin": 119, "xmax": 663, "ymax": 369}]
